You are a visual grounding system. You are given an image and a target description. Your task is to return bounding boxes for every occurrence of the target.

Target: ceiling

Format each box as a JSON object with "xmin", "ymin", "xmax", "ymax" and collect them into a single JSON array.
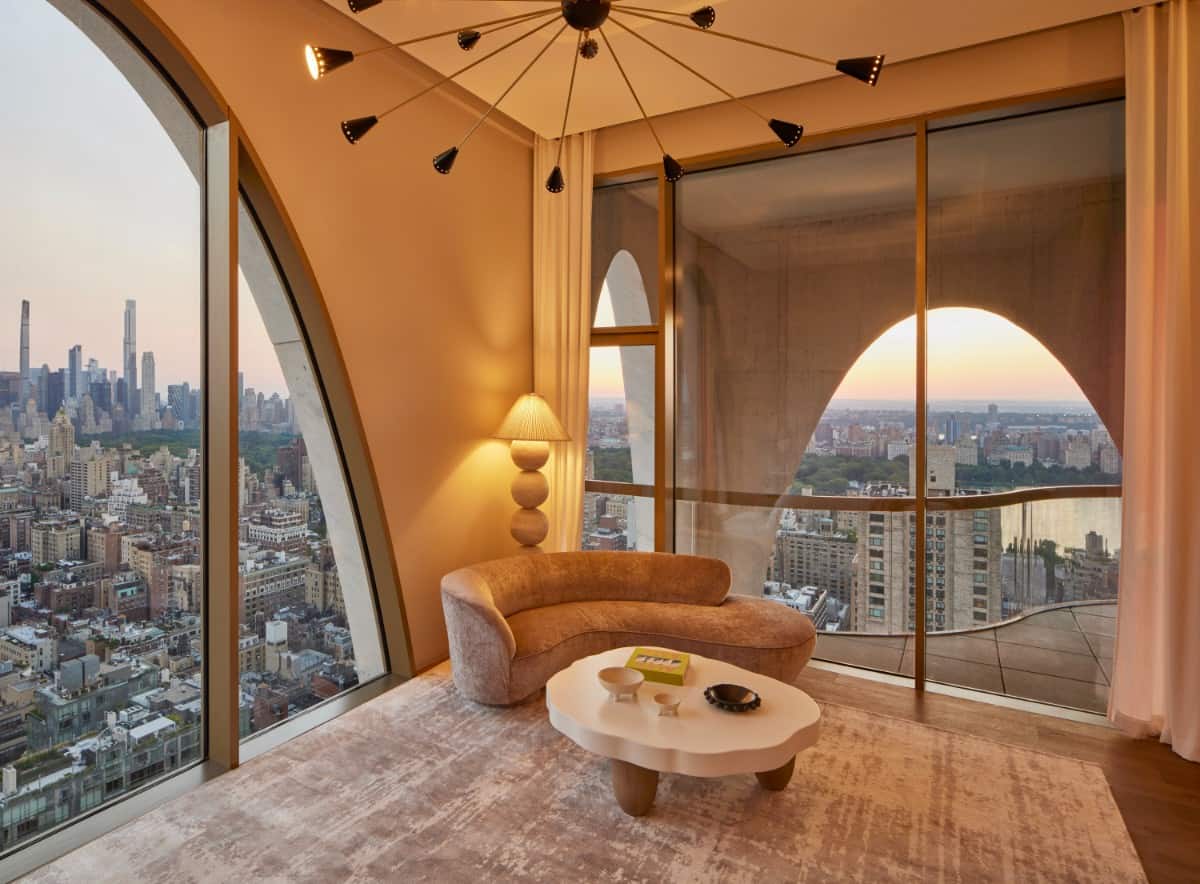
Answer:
[{"xmin": 320, "ymin": 0, "xmax": 1138, "ymax": 138}]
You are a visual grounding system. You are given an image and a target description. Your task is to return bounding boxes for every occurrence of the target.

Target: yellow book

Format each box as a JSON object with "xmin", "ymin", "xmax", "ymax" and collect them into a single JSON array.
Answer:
[{"xmin": 625, "ymin": 647, "xmax": 690, "ymax": 686}]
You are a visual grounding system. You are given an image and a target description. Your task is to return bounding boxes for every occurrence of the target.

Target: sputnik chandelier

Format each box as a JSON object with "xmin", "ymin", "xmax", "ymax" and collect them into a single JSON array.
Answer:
[{"xmin": 305, "ymin": 1, "xmax": 884, "ymax": 190}]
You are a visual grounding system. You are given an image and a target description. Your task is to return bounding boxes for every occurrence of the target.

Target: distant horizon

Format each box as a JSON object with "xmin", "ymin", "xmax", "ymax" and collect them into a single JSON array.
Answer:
[{"xmin": 590, "ymin": 395, "xmax": 1095, "ymax": 415}]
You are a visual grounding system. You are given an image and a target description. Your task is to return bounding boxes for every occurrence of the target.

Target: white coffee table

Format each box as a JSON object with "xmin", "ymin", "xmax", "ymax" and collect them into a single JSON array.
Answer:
[{"xmin": 546, "ymin": 646, "xmax": 821, "ymax": 816}]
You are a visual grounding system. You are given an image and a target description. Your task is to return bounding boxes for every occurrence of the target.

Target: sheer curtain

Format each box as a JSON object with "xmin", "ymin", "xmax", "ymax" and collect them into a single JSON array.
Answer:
[
  {"xmin": 1109, "ymin": 0, "xmax": 1199, "ymax": 762},
  {"xmin": 532, "ymin": 133, "xmax": 594, "ymax": 552}
]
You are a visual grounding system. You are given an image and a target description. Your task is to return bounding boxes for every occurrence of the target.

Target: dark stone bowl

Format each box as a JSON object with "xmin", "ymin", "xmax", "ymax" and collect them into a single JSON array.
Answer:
[{"xmin": 704, "ymin": 683, "xmax": 762, "ymax": 713}]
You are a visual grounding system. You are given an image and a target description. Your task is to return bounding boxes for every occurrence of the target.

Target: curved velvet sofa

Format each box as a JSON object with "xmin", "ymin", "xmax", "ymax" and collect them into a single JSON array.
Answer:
[{"xmin": 441, "ymin": 551, "xmax": 818, "ymax": 706}]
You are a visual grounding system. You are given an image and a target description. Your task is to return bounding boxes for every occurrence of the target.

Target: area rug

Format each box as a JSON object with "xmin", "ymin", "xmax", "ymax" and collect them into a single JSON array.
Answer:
[{"xmin": 27, "ymin": 663, "xmax": 1145, "ymax": 883}]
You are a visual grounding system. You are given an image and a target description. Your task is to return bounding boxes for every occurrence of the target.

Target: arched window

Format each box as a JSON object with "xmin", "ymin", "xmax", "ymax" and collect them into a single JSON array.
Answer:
[
  {"xmin": 0, "ymin": 0, "xmax": 398, "ymax": 862},
  {"xmin": 237, "ymin": 200, "xmax": 387, "ymax": 738},
  {"xmin": 586, "ymin": 260, "xmax": 655, "ymax": 551}
]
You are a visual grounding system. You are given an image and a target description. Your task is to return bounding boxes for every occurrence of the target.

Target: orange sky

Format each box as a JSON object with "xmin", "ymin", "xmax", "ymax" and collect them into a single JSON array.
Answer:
[{"xmin": 591, "ymin": 301, "xmax": 1089, "ymax": 404}]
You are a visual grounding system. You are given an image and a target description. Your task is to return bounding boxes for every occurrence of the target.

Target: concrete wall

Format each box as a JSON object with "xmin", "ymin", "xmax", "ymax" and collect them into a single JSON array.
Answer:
[
  {"xmin": 143, "ymin": 0, "xmax": 534, "ymax": 669},
  {"xmin": 594, "ymin": 15, "xmax": 1124, "ymax": 174}
]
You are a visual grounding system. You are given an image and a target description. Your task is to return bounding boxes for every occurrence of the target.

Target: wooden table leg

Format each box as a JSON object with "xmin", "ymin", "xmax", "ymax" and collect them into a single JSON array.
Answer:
[
  {"xmin": 755, "ymin": 756, "xmax": 795, "ymax": 791},
  {"xmin": 611, "ymin": 759, "xmax": 658, "ymax": 816}
]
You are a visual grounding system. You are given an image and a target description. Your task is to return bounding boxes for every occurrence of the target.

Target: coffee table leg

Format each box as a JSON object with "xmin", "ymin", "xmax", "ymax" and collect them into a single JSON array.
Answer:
[
  {"xmin": 755, "ymin": 756, "xmax": 795, "ymax": 791},
  {"xmin": 611, "ymin": 759, "xmax": 658, "ymax": 816}
]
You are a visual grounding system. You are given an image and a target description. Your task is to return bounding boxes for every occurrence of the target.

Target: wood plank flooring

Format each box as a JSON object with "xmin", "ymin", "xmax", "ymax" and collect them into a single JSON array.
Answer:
[{"xmin": 795, "ymin": 666, "xmax": 1200, "ymax": 884}]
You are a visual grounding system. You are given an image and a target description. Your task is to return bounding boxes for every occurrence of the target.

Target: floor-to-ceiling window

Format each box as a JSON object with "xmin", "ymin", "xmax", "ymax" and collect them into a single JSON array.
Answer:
[
  {"xmin": 0, "ymin": 0, "xmax": 395, "ymax": 862},
  {"xmin": 0, "ymin": 0, "xmax": 205, "ymax": 851},
  {"xmin": 584, "ymin": 179, "xmax": 660, "ymax": 552},
  {"xmin": 921, "ymin": 102, "xmax": 1123, "ymax": 710},
  {"xmin": 237, "ymin": 200, "xmax": 387, "ymax": 738},
  {"xmin": 588, "ymin": 94, "xmax": 1125, "ymax": 715}
]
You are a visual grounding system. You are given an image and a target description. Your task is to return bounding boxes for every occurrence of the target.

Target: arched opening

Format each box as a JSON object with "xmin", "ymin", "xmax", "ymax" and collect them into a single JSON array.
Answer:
[
  {"xmin": 820, "ymin": 306, "xmax": 1122, "ymax": 478},
  {"xmin": 587, "ymin": 256, "xmax": 654, "ymax": 552}
]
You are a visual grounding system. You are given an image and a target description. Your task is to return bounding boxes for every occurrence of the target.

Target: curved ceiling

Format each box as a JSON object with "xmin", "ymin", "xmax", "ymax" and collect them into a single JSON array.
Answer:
[{"xmin": 319, "ymin": 0, "xmax": 1137, "ymax": 138}]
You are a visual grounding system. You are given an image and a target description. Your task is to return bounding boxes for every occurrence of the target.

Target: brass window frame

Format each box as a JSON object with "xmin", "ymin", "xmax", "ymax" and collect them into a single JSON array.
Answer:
[{"xmin": 589, "ymin": 80, "xmax": 1125, "ymax": 695}]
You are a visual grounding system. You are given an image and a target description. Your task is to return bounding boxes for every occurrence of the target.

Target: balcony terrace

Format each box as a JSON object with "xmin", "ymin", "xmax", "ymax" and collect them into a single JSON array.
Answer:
[{"xmin": 813, "ymin": 600, "xmax": 1116, "ymax": 713}]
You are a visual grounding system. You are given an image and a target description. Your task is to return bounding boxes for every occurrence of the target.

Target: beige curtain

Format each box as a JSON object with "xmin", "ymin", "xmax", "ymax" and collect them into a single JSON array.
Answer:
[
  {"xmin": 533, "ymin": 133, "xmax": 594, "ymax": 552},
  {"xmin": 1109, "ymin": 0, "xmax": 1199, "ymax": 762}
]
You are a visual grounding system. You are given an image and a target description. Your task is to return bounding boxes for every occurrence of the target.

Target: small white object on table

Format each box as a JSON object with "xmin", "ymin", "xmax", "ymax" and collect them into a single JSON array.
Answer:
[{"xmin": 546, "ymin": 646, "xmax": 821, "ymax": 816}]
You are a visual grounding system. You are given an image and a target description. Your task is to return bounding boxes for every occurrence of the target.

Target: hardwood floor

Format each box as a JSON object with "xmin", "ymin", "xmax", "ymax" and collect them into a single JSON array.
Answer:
[{"xmin": 795, "ymin": 666, "xmax": 1200, "ymax": 884}]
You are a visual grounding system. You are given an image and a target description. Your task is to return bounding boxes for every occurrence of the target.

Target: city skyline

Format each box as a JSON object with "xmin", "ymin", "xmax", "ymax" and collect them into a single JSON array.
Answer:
[
  {"xmin": 4, "ymin": 291, "xmax": 291, "ymax": 405},
  {"xmin": 592, "ymin": 287, "xmax": 1093, "ymax": 405},
  {"xmin": 1, "ymin": 1, "xmax": 287, "ymax": 398}
]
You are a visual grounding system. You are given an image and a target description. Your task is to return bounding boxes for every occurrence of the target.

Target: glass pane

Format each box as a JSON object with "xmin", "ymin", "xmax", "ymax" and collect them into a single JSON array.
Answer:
[
  {"xmin": 592, "ymin": 180, "xmax": 659, "ymax": 328},
  {"xmin": 676, "ymin": 500, "xmax": 917, "ymax": 673},
  {"xmin": 581, "ymin": 492, "xmax": 653, "ymax": 552},
  {"xmin": 584, "ymin": 345, "xmax": 654, "ymax": 551},
  {"xmin": 587, "ymin": 345, "xmax": 654, "ymax": 485},
  {"xmin": 922, "ymin": 498, "xmax": 1120, "ymax": 714},
  {"xmin": 237, "ymin": 199, "xmax": 385, "ymax": 740},
  {"xmin": 675, "ymin": 137, "xmax": 917, "ymax": 595},
  {"xmin": 0, "ymin": 0, "xmax": 203, "ymax": 852},
  {"xmin": 927, "ymin": 102, "xmax": 1124, "ymax": 493}
]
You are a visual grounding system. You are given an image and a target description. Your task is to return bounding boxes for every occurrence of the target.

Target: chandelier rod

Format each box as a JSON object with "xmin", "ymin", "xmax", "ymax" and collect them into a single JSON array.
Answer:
[
  {"xmin": 607, "ymin": 15, "xmax": 768, "ymax": 123},
  {"xmin": 598, "ymin": 27, "xmax": 666, "ymax": 157},
  {"xmin": 378, "ymin": 15, "xmax": 561, "ymax": 119},
  {"xmin": 353, "ymin": 7, "xmax": 557, "ymax": 58},
  {"xmin": 617, "ymin": 8, "xmax": 837, "ymax": 67},
  {"xmin": 459, "ymin": 23, "xmax": 570, "ymax": 148},
  {"xmin": 554, "ymin": 31, "xmax": 586, "ymax": 168},
  {"xmin": 613, "ymin": 5, "xmax": 702, "ymax": 19}
]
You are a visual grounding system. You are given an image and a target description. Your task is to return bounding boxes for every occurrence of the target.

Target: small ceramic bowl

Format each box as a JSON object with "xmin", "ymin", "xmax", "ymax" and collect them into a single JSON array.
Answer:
[
  {"xmin": 703, "ymin": 683, "xmax": 762, "ymax": 713},
  {"xmin": 652, "ymin": 693, "xmax": 680, "ymax": 717},
  {"xmin": 598, "ymin": 667, "xmax": 644, "ymax": 702}
]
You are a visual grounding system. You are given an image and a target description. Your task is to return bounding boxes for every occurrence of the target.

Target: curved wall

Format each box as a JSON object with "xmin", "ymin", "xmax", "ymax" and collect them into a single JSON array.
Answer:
[{"xmin": 142, "ymin": 0, "xmax": 535, "ymax": 669}]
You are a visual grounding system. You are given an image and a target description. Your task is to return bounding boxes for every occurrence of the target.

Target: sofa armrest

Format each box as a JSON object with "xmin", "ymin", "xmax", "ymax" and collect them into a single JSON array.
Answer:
[{"xmin": 441, "ymin": 567, "xmax": 518, "ymax": 705}]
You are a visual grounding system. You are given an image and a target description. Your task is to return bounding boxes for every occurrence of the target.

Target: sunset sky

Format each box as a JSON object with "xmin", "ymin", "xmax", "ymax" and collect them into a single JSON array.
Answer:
[
  {"xmin": 592, "ymin": 283, "xmax": 1089, "ymax": 405},
  {"xmin": 0, "ymin": 1, "xmax": 287, "ymax": 397}
]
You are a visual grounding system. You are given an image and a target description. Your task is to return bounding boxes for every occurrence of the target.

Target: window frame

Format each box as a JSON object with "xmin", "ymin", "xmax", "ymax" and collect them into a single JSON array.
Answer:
[
  {"xmin": 590, "ymin": 80, "xmax": 1124, "ymax": 698},
  {"xmin": 585, "ymin": 174, "xmax": 673, "ymax": 547}
]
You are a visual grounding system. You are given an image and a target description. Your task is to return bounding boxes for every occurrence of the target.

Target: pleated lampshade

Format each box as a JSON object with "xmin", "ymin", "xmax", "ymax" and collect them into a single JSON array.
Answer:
[{"xmin": 495, "ymin": 394, "xmax": 570, "ymax": 441}]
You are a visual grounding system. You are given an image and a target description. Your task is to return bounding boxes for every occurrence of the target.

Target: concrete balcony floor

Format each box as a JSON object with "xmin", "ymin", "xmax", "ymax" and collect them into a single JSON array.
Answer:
[{"xmin": 813, "ymin": 602, "xmax": 1117, "ymax": 713}]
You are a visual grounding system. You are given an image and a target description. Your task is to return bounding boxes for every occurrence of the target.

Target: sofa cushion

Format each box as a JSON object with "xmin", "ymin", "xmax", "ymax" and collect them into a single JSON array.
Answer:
[{"xmin": 506, "ymin": 596, "xmax": 817, "ymax": 704}]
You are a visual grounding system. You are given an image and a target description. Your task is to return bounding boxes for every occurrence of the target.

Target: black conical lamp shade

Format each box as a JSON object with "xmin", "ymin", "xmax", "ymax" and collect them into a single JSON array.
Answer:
[
  {"xmin": 835, "ymin": 55, "xmax": 885, "ymax": 86},
  {"xmin": 341, "ymin": 116, "xmax": 378, "ymax": 145},
  {"xmin": 305, "ymin": 45, "xmax": 354, "ymax": 80},
  {"xmin": 545, "ymin": 166, "xmax": 565, "ymax": 194},
  {"xmin": 433, "ymin": 147, "xmax": 460, "ymax": 175},
  {"xmin": 690, "ymin": 6, "xmax": 717, "ymax": 29},
  {"xmin": 768, "ymin": 119, "xmax": 803, "ymax": 148},
  {"xmin": 457, "ymin": 30, "xmax": 481, "ymax": 51},
  {"xmin": 663, "ymin": 154, "xmax": 684, "ymax": 183},
  {"xmin": 347, "ymin": 0, "xmax": 382, "ymax": 12}
]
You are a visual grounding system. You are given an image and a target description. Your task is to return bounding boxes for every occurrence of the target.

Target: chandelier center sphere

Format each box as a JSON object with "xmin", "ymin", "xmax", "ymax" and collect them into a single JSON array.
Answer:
[{"xmin": 561, "ymin": 0, "xmax": 611, "ymax": 31}]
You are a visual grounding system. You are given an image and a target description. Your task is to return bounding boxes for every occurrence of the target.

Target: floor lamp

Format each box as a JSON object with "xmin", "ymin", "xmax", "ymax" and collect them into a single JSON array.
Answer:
[{"xmin": 494, "ymin": 393, "xmax": 570, "ymax": 550}]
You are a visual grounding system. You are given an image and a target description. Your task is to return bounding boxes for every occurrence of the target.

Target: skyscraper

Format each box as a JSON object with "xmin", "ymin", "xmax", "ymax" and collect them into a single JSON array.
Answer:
[
  {"xmin": 68, "ymin": 345, "xmax": 82, "ymax": 400},
  {"xmin": 123, "ymin": 299, "xmax": 137, "ymax": 414},
  {"xmin": 140, "ymin": 351, "xmax": 156, "ymax": 424},
  {"xmin": 19, "ymin": 300, "xmax": 30, "ymax": 404},
  {"xmin": 47, "ymin": 409, "xmax": 74, "ymax": 480}
]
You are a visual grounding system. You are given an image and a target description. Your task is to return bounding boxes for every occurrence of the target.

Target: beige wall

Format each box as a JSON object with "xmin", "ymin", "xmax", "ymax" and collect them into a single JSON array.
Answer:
[
  {"xmin": 143, "ymin": 0, "xmax": 534, "ymax": 669},
  {"xmin": 595, "ymin": 15, "xmax": 1124, "ymax": 174}
]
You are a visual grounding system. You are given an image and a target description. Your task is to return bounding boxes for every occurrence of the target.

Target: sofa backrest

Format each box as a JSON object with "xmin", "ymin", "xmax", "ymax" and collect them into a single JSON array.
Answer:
[{"xmin": 468, "ymin": 551, "xmax": 730, "ymax": 618}]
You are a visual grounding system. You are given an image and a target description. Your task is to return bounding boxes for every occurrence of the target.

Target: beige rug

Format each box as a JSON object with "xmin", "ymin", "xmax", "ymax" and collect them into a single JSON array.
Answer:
[{"xmin": 27, "ymin": 664, "xmax": 1144, "ymax": 883}]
